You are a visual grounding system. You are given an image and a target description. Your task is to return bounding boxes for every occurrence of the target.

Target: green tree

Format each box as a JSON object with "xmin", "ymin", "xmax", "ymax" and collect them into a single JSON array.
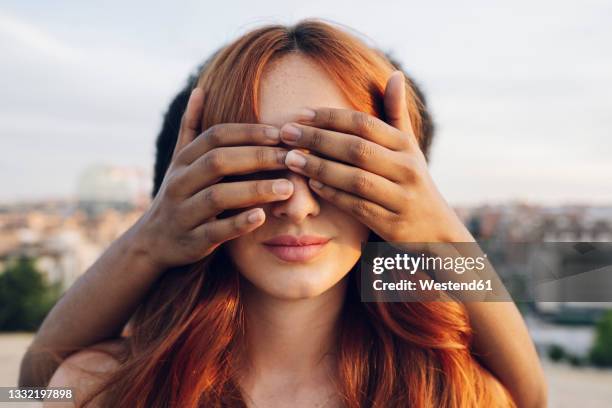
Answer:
[
  {"xmin": 589, "ymin": 310, "xmax": 612, "ymax": 367},
  {"xmin": 0, "ymin": 256, "xmax": 60, "ymax": 331},
  {"xmin": 547, "ymin": 344, "xmax": 566, "ymax": 362}
]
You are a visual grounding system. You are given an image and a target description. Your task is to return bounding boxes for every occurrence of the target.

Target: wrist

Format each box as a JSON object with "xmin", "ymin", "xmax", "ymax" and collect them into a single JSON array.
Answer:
[
  {"xmin": 121, "ymin": 217, "xmax": 166, "ymax": 279},
  {"xmin": 441, "ymin": 212, "xmax": 477, "ymax": 243}
]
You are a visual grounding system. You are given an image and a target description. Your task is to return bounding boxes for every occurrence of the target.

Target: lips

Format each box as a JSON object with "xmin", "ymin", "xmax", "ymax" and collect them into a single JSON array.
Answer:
[
  {"xmin": 263, "ymin": 234, "xmax": 331, "ymax": 246},
  {"xmin": 262, "ymin": 234, "xmax": 331, "ymax": 262}
]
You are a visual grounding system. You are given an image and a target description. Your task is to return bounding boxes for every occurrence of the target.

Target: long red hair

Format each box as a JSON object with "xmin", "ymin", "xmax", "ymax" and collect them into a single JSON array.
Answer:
[{"xmin": 85, "ymin": 19, "xmax": 516, "ymax": 407}]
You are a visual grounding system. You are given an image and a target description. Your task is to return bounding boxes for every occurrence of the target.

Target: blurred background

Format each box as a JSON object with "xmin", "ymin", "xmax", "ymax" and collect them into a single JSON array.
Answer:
[{"xmin": 1, "ymin": 1, "xmax": 611, "ymax": 407}]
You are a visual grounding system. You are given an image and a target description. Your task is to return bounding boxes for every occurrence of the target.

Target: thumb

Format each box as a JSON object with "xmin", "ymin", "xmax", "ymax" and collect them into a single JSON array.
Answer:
[
  {"xmin": 172, "ymin": 87, "xmax": 205, "ymax": 162},
  {"xmin": 384, "ymin": 71, "xmax": 411, "ymax": 132}
]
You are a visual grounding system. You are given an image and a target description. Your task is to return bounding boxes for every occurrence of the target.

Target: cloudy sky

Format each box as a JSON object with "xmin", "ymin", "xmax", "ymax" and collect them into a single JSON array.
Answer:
[{"xmin": 1, "ymin": 0, "xmax": 611, "ymax": 205}]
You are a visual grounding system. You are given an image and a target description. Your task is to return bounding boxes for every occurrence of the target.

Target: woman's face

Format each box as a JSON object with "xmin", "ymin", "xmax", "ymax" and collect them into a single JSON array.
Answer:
[{"xmin": 225, "ymin": 53, "xmax": 371, "ymax": 300}]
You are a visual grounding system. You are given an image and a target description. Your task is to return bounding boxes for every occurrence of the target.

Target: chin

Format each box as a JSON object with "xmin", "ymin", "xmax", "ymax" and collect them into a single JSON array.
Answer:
[{"xmin": 244, "ymin": 261, "xmax": 348, "ymax": 300}]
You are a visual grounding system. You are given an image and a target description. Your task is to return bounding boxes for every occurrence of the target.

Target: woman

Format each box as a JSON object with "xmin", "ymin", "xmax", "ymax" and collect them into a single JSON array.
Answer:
[{"xmin": 33, "ymin": 19, "xmax": 546, "ymax": 407}]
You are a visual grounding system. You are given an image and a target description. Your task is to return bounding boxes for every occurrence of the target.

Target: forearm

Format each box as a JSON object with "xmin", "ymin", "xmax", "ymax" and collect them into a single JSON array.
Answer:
[
  {"xmin": 436, "ymin": 231, "xmax": 548, "ymax": 407},
  {"xmin": 19, "ymin": 218, "xmax": 163, "ymax": 387},
  {"xmin": 465, "ymin": 301, "xmax": 547, "ymax": 408}
]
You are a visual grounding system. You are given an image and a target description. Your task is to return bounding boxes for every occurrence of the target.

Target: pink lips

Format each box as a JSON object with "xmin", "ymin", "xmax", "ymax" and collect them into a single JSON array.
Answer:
[{"xmin": 263, "ymin": 234, "xmax": 331, "ymax": 262}]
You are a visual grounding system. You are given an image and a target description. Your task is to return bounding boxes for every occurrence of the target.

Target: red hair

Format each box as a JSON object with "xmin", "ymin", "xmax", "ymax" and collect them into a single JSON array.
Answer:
[{"xmin": 85, "ymin": 19, "xmax": 516, "ymax": 407}]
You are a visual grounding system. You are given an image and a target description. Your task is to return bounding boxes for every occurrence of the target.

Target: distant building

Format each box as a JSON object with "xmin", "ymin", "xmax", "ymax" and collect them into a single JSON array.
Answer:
[
  {"xmin": 76, "ymin": 164, "xmax": 151, "ymax": 216},
  {"xmin": 457, "ymin": 202, "xmax": 612, "ymax": 323}
]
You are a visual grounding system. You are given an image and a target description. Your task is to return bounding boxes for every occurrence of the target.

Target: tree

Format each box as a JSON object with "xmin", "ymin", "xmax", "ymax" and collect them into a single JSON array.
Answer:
[
  {"xmin": 589, "ymin": 310, "xmax": 612, "ymax": 367},
  {"xmin": 0, "ymin": 256, "xmax": 60, "ymax": 331},
  {"xmin": 547, "ymin": 344, "xmax": 565, "ymax": 362}
]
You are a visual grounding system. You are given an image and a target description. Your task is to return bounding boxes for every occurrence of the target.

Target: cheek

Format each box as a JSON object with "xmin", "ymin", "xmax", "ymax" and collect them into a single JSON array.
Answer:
[
  {"xmin": 333, "ymin": 210, "xmax": 371, "ymax": 244},
  {"xmin": 227, "ymin": 234, "xmax": 249, "ymax": 250},
  {"xmin": 224, "ymin": 235, "xmax": 255, "ymax": 270}
]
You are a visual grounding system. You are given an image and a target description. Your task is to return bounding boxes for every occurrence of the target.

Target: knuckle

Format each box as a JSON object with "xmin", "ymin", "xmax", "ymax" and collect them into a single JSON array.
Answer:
[
  {"xmin": 313, "ymin": 160, "xmax": 326, "ymax": 179},
  {"xmin": 308, "ymin": 128, "xmax": 324, "ymax": 149},
  {"xmin": 275, "ymin": 148, "xmax": 288, "ymax": 165},
  {"xmin": 163, "ymin": 171, "xmax": 182, "ymax": 197},
  {"xmin": 350, "ymin": 199, "xmax": 371, "ymax": 218},
  {"xmin": 322, "ymin": 109, "xmax": 336, "ymax": 127},
  {"xmin": 204, "ymin": 150, "xmax": 225, "ymax": 173},
  {"xmin": 204, "ymin": 124, "xmax": 224, "ymax": 146},
  {"xmin": 398, "ymin": 133, "xmax": 413, "ymax": 150},
  {"xmin": 255, "ymin": 147, "xmax": 269, "ymax": 167},
  {"xmin": 174, "ymin": 149, "xmax": 189, "ymax": 165},
  {"xmin": 348, "ymin": 139, "xmax": 373, "ymax": 164},
  {"xmin": 203, "ymin": 187, "xmax": 223, "ymax": 211},
  {"xmin": 351, "ymin": 173, "xmax": 372, "ymax": 195},
  {"xmin": 399, "ymin": 156, "xmax": 421, "ymax": 182},
  {"xmin": 326, "ymin": 186, "xmax": 339, "ymax": 201},
  {"xmin": 352, "ymin": 111, "xmax": 375, "ymax": 134},
  {"xmin": 252, "ymin": 180, "xmax": 269, "ymax": 197},
  {"xmin": 171, "ymin": 148, "xmax": 187, "ymax": 164}
]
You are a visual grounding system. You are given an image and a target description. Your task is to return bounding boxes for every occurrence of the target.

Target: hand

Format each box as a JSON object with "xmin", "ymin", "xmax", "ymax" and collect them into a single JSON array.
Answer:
[
  {"xmin": 278, "ymin": 71, "xmax": 474, "ymax": 244},
  {"xmin": 133, "ymin": 88, "xmax": 294, "ymax": 270}
]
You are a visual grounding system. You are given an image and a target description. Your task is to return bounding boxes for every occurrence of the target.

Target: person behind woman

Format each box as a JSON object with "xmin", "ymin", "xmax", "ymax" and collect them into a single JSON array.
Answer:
[{"xmin": 32, "ymin": 19, "xmax": 545, "ymax": 407}]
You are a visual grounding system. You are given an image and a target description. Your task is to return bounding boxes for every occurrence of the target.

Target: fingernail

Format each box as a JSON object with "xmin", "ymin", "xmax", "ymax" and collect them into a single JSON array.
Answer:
[
  {"xmin": 280, "ymin": 124, "xmax": 301, "ymax": 142},
  {"xmin": 264, "ymin": 127, "xmax": 280, "ymax": 141},
  {"xmin": 296, "ymin": 108, "xmax": 316, "ymax": 121},
  {"xmin": 272, "ymin": 180, "xmax": 293, "ymax": 195},
  {"xmin": 285, "ymin": 150, "xmax": 307, "ymax": 168},
  {"xmin": 247, "ymin": 209, "xmax": 264, "ymax": 223},
  {"xmin": 309, "ymin": 179, "xmax": 324, "ymax": 189}
]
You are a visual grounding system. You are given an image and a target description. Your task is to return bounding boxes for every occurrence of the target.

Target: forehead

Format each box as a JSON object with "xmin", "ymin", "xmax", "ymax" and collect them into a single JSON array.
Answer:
[{"xmin": 257, "ymin": 53, "xmax": 352, "ymax": 128}]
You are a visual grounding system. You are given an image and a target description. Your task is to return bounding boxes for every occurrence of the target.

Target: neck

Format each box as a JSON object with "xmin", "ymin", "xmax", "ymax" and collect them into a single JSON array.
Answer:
[{"xmin": 238, "ymin": 276, "xmax": 348, "ymax": 386}]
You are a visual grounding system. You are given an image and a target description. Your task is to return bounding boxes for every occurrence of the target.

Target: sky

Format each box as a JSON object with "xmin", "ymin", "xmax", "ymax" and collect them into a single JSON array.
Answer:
[{"xmin": 1, "ymin": 0, "xmax": 611, "ymax": 205}]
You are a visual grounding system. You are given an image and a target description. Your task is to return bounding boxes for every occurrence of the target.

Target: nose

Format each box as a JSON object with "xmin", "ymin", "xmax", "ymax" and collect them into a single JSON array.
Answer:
[{"xmin": 269, "ymin": 171, "xmax": 320, "ymax": 222}]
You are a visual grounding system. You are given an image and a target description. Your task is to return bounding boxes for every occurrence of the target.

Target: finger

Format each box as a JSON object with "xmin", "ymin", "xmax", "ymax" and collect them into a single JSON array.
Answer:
[
  {"xmin": 190, "ymin": 207, "xmax": 267, "ymax": 253},
  {"xmin": 180, "ymin": 179, "xmax": 294, "ymax": 228},
  {"xmin": 177, "ymin": 123, "xmax": 281, "ymax": 165},
  {"xmin": 171, "ymin": 88, "xmax": 205, "ymax": 162},
  {"xmin": 307, "ymin": 178, "xmax": 391, "ymax": 227},
  {"xmin": 280, "ymin": 122, "xmax": 407, "ymax": 182},
  {"xmin": 175, "ymin": 146, "xmax": 289, "ymax": 197},
  {"xmin": 294, "ymin": 107, "xmax": 407, "ymax": 151},
  {"xmin": 285, "ymin": 149, "xmax": 406, "ymax": 213},
  {"xmin": 384, "ymin": 71, "xmax": 412, "ymax": 133}
]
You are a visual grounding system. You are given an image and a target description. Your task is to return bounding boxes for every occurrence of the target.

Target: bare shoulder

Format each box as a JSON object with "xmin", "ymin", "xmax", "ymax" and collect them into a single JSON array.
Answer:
[{"xmin": 45, "ymin": 339, "xmax": 126, "ymax": 407}]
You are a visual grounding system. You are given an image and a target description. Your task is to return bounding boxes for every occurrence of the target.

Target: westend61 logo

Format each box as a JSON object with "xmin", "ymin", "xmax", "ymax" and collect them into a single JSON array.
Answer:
[
  {"xmin": 369, "ymin": 252, "xmax": 494, "ymax": 296},
  {"xmin": 359, "ymin": 242, "xmax": 612, "ymax": 303},
  {"xmin": 360, "ymin": 243, "xmax": 502, "ymax": 302}
]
